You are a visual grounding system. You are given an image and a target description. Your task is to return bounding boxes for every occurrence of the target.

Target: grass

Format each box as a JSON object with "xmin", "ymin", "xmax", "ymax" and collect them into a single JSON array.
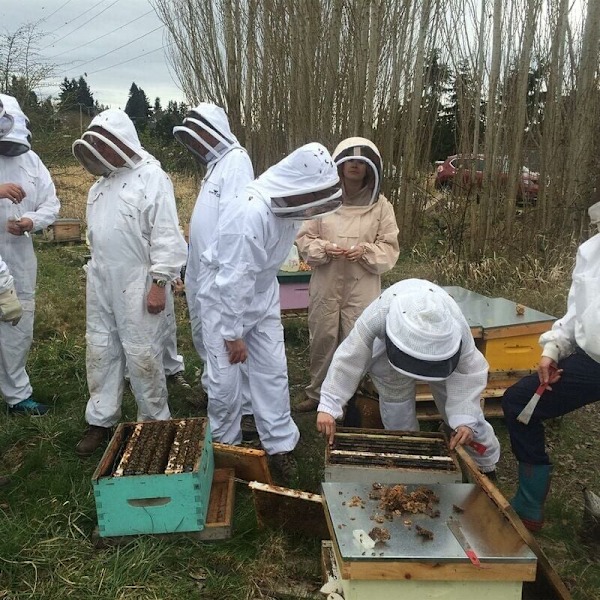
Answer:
[{"xmin": 0, "ymin": 204, "xmax": 598, "ymax": 598}]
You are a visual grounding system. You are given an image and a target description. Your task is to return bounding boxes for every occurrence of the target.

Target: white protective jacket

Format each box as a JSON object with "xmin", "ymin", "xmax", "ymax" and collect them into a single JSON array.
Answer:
[
  {"xmin": 318, "ymin": 279, "xmax": 500, "ymax": 470},
  {"xmin": 83, "ymin": 109, "xmax": 187, "ymax": 426},
  {"xmin": 185, "ymin": 104, "xmax": 254, "ymax": 355},
  {"xmin": 540, "ymin": 232, "xmax": 600, "ymax": 363},
  {"xmin": 0, "ymin": 94, "xmax": 60, "ymax": 404},
  {"xmin": 199, "ymin": 143, "xmax": 337, "ymax": 451}
]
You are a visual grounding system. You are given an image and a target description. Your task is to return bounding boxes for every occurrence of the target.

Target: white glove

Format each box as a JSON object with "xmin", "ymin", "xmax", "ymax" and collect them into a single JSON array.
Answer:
[{"xmin": 0, "ymin": 286, "xmax": 23, "ymax": 325}]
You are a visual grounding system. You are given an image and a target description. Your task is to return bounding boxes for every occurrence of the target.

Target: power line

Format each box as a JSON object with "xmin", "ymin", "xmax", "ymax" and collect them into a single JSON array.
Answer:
[
  {"xmin": 41, "ymin": 0, "xmax": 122, "ymax": 50},
  {"xmin": 38, "ymin": 0, "xmax": 76, "ymax": 24},
  {"xmin": 58, "ymin": 25, "xmax": 164, "ymax": 75},
  {"xmin": 42, "ymin": 0, "xmax": 111, "ymax": 37},
  {"xmin": 47, "ymin": 9, "xmax": 155, "ymax": 59},
  {"xmin": 86, "ymin": 43, "xmax": 172, "ymax": 76}
]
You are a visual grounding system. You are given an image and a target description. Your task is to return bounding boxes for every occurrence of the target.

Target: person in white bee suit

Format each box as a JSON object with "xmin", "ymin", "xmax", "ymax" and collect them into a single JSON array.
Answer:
[
  {"xmin": 201, "ymin": 142, "xmax": 342, "ymax": 482},
  {"xmin": 173, "ymin": 104, "xmax": 254, "ymax": 403},
  {"xmin": 316, "ymin": 279, "xmax": 500, "ymax": 474},
  {"xmin": 72, "ymin": 109, "xmax": 187, "ymax": 457},
  {"xmin": 0, "ymin": 94, "xmax": 60, "ymax": 416},
  {"xmin": 295, "ymin": 137, "xmax": 399, "ymax": 412}
]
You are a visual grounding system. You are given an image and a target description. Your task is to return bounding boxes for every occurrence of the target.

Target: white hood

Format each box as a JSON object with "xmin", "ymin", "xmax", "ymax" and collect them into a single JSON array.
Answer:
[
  {"xmin": 173, "ymin": 102, "xmax": 240, "ymax": 165},
  {"xmin": 249, "ymin": 142, "xmax": 341, "ymax": 220},
  {"xmin": 0, "ymin": 94, "xmax": 31, "ymax": 155},
  {"xmin": 72, "ymin": 109, "xmax": 146, "ymax": 176},
  {"xmin": 88, "ymin": 109, "xmax": 144, "ymax": 156}
]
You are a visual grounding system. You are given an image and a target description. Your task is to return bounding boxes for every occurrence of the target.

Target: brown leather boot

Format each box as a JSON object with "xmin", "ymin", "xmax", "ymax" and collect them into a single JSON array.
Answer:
[
  {"xmin": 75, "ymin": 425, "xmax": 112, "ymax": 458},
  {"xmin": 293, "ymin": 396, "xmax": 319, "ymax": 413}
]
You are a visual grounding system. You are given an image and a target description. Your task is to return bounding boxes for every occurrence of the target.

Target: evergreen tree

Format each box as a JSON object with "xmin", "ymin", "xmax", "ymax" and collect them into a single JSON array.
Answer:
[
  {"xmin": 124, "ymin": 82, "xmax": 151, "ymax": 129},
  {"xmin": 75, "ymin": 76, "xmax": 94, "ymax": 111},
  {"xmin": 58, "ymin": 77, "xmax": 78, "ymax": 110},
  {"xmin": 153, "ymin": 100, "xmax": 187, "ymax": 144},
  {"xmin": 58, "ymin": 76, "xmax": 94, "ymax": 114}
]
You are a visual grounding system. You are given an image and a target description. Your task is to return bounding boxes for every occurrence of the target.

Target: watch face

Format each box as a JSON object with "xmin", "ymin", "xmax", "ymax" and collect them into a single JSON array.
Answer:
[{"xmin": 154, "ymin": 279, "xmax": 167, "ymax": 287}]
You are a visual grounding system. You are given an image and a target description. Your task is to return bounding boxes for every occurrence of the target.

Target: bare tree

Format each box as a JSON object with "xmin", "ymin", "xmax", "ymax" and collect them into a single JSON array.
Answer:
[
  {"xmin": 153, "ymin": 0, "xmax": 600, "ymax": 258},
  {"xmin": 0, "ymin": 24, "xmax": 54, "ymax": 97}
]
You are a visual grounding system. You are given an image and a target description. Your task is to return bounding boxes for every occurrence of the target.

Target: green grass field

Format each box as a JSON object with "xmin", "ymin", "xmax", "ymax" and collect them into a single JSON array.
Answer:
[{"xmin": 0, "ymin": 242, "xmax": 598, "ymax": 599}]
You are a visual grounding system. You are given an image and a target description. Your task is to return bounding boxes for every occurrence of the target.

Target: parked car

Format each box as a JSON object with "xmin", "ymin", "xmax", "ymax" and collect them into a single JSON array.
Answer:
[{"xmin": 435, "ymin": 154, "xmax": 539, "ymax": 202}]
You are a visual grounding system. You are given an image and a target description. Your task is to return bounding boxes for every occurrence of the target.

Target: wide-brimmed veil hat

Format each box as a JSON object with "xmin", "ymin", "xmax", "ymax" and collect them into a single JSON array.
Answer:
[{"xmin": 385, "ymin": 288, "xmax": 462, "ymax": 381}]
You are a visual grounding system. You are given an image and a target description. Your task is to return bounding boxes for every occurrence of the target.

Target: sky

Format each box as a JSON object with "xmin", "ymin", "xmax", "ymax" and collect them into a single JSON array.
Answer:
[{"xmin": 1, "ymin": 0, "xmax": 186, "ymax": 109}]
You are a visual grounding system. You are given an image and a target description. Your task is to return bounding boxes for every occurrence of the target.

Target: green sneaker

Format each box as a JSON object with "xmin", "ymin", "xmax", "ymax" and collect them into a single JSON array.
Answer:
[{"xmin": 9, "ymin": 398, "xmax": 49, "ymax": 416}]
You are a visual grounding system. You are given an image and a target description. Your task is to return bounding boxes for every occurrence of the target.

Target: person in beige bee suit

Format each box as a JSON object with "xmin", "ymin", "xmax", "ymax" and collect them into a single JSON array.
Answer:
[{"xmin": 294, "ymin": 137, "xmax": 399, "ymax": 412}]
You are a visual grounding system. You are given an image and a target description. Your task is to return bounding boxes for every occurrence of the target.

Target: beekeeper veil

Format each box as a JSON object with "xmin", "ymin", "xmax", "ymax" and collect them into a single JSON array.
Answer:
[
  {"xmin": 252, "ymin": 143, "xmax": 342, "ymax": 220},
  {"xmin": 72, "ymin": 109, "xmax": 142, "ymax": 176},
  {"xmin": 333, "ymin": 137, "xmax": 382, "ymax": 205},
  {"xmin": 173, "ymin": 103, "xmax": 237, "ymax": 165},
  {"xmin": 385, "ymin": 288, "xmax": 462, "ymax": 382},
  {"xmin": 0, "ymin": 94, "xmax": 32, "ymax": 157}
]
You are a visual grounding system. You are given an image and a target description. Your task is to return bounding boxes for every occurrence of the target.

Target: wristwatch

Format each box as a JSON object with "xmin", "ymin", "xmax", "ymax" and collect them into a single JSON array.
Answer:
[{"xmin": 152, "ymin": 278, "xmax": 168, "ymax": 288}]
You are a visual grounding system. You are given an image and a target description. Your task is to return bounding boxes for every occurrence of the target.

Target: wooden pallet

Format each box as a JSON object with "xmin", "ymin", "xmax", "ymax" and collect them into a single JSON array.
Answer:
[{"xmin": 92, "ymin": 468, "xmax": 235, "ymax": 547}]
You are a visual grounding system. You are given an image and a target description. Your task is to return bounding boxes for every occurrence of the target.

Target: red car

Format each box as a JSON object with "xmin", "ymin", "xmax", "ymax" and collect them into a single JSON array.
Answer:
[{"xmin": 435, "ymin": 154, "xmax": 539, "ymax": 201}]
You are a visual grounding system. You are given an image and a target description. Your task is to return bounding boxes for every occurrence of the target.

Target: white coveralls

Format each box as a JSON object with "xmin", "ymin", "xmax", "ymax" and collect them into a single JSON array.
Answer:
[
  {"xmin": 0, "ymin": 95, "xmax": 60, "ymax": 405},
  {"xmin": 83, "ymin": 110, "xmax": 187, "ymax": 427},
  {"xmin": 182, "ymin": 104, "xmax": 254, "ymax": 390},
  {"xmin": 318, "ymin": 279, "xmax": 500, "ymax": 471},
  {"xmin": 199, "ymin": 143, "xmax": 341, "ymax": 452}
]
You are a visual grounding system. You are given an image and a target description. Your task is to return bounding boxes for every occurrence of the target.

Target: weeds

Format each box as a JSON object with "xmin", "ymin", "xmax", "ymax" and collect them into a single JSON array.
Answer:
[{"xmin": 0, "ymin": 227, "xmax": 597, "ymax": 599}]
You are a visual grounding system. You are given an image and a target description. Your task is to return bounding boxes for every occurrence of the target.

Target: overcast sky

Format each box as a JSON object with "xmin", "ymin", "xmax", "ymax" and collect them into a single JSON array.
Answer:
[{"xmin": 1, "ymin": 0, "xmax": 185, "ymax": 109}]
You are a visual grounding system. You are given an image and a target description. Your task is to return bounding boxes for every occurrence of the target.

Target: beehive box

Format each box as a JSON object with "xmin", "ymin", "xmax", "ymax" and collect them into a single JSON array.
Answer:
[
  {"xmin": 444, "ymin": 286, "xmax": 555, "ymax": 373},
  {"xmin": 48, "ymin": 218, "xmax": 82, "ymax": 242},
  {"xmin": 92, "ymin": 417, "xmax": 214, "ymax": 538},
  {"xmin": 277, "ymin": 270, "xmax": 311, "ymax": 312},
  {"xmin": 325, "ymin": 428, "xmax": 462, "ymax": 484}
]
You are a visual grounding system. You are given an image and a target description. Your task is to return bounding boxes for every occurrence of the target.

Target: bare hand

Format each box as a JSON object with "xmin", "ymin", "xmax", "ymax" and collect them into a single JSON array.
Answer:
[
  {"xmin": 317, "ymin": 411, "xmax": 336, "ymax": 445},
  {"xmin": 146, "ymin": 284, "xmax": 166, "ymax": 314},
  {"xmin": 325, "ymin": 243, "xmax": 346, "ymax": 259},
  {"xmin": 7, "ymin": 217, "xmax": 33, "ymax": 236},
  {"xmin": 537, "ymin": 357, "xmax": 561, "ymax": 389},
  {"xmin": 225, "ymin": 338, "xmax": 247, "ymax": 364},
  {"xmin": 345, "ymin": 245, "xmax": 365, "ymax": 262},
  {"xmin": 171, "ymin": 277, "xmax": 185, "ymax": 296},
  {"xmin": 449, "ymin": 425, "xmax": 474, "ymax": 450},
  {"xmin": 0, "ymin": 183, "xmax": 26, "ymax": 203}
]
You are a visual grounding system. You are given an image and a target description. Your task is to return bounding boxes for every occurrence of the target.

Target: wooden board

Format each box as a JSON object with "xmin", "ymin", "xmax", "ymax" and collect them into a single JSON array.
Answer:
[
  {"xmin": 248, "ymin": 481, "xmax": 330, "ymax": 540},
  {"xmin": 213, "ymin": 442, "xmax": 273, "ymax": 484},
  {"xmin": 92, "ymin": 468, "xmax": 235, "ymax": 547},
  {"xmin": 455, "ymin": 446, "xmax": 572, "ymax": 600}
]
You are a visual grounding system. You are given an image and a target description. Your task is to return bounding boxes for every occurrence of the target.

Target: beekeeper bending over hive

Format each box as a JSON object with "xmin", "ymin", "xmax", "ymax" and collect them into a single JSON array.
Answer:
[
  {"xmin": 201, "ymin": 142, "xmax": 342, "ymax": 483},
  {"xmin": 0, "ymin": 94, "xmax": 60, "ymax": 416},
  {"xmin": 72, "ymin": 109, "xmax": 187, "ymax": 457},
  {"xmin": 316, "ymin": 278, "xmax": 500, "ymax": 474}
]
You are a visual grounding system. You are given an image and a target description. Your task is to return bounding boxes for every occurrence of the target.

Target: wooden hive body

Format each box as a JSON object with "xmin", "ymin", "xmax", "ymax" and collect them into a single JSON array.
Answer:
[{"xmin": 92, "ymin": 417, "xmax": 214, "ymax": 537}]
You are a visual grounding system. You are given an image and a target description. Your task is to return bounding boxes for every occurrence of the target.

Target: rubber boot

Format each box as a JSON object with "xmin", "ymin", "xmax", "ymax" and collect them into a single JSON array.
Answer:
[{"xmin": 511, "ymin": 463, "xmax": 553, "ymax": 532}]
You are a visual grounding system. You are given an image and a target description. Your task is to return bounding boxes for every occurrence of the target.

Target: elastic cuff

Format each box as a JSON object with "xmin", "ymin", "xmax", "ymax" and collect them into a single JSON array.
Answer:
[{"xmin": 541, "ymin": 345, "xmax": 559, "ymax": 363}]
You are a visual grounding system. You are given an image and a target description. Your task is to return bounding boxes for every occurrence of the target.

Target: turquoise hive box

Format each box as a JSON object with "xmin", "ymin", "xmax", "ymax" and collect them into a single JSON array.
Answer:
[{"xmin": 92, "ymin": 417, "xmax": 214, "ymax": 538}]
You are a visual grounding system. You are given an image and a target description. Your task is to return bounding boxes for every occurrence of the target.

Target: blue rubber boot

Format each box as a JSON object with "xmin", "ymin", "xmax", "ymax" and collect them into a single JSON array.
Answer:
[{"xmin": 511, "ymin": 463, "xmax": 553, "ymax": 532}]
